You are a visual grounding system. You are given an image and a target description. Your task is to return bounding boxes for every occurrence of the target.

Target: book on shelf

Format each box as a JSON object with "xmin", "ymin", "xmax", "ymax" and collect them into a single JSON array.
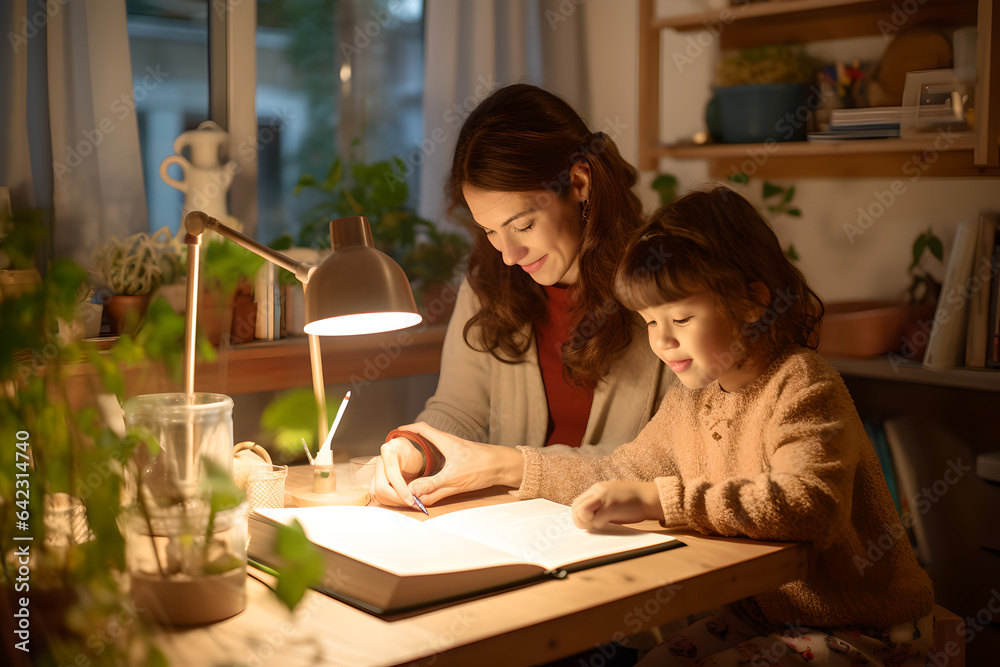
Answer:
[
  {"xmin": 965, "ymin": 211, "xmax": 1000, "ymax": 368},
  {"xmin": 923, "ymin": 218, "xmax": 979, "ymax": 370},
  {"xmin": 807, "ymin": 128, "xmax": 900, "ymax": 141},
  {"xmin": 830, "ymin": 106, "xmax": 908, "ymax": 127},
  {"xmin": 988, "ymin": 232, "xmax": 1000, "ymax": 369},
  {"xmin": 248, "ymin": 498, "xmax": 683, "ymax": 616}
]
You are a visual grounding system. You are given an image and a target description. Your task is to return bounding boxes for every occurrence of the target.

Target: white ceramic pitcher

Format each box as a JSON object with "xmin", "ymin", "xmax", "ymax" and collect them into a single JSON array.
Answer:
[{"xmin": 159, "ymin": 120, "xmax": 239, "ymax": 225}]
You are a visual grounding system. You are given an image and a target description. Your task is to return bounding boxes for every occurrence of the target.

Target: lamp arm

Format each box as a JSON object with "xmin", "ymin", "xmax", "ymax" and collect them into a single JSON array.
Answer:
[
  {"xmin": 184, "ymin": 211, "xmax": 313, "ymax": 284},
  {"xmin": 183, "ymin": 210, "xmax": 329, "ymax": 446}
]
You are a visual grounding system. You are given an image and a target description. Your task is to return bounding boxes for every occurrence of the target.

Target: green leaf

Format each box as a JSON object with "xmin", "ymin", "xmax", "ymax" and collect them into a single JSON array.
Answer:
[
  {"xmin": 783, "ymin": 185, "xmax": 796, "ymax": 203},
  {"xmin": 651, "ymin": 173, "xmax": 679, "ymax": 206},
  {"xmin": 261, "ymin": 388, "xmax": 345, "ymax": 454},
  {"xmin": 322, "ymin": 157, "xmax": 343, "ymax": 192},
  {"xmin": 762, "ymin": 181, "xmax": 783, "ymax": 200},
  {"xmin": 786, "ymin": 208, "xmax": 802, "ymax": 217},
  {"xmin": 911, "ymin": 235, "xmax": 928, "ymax": 269},
  {"xmin": 293, "ymin": 173, "xmax": 319, "ymax": 196},
  {"xmin": 784, "ymin": 244, "xmax": 800, "ymax": 261},
  {"xmin": 202, "ymin": 458, "xmax": 246, "ymax": 514},
  {"xmin": 728, "ymin": 172, "xmax": 749, "ymax": 185},
  {"xmin": 273, "ymin": 519, "xmax": 325, "ymax": 610},
  {"xmin": 927, "ymin": 235, "xmax": 944, "ymax": 262}
]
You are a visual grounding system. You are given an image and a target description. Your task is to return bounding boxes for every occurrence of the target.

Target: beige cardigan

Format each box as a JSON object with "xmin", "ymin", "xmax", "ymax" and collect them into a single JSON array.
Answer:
[
  {"xmin": 416, "ymin": 279, "xmax": 673, "ymax": 454},
  {"xmin": 515, "ymin": 347, "xmax": 935, "ymax": 629}
]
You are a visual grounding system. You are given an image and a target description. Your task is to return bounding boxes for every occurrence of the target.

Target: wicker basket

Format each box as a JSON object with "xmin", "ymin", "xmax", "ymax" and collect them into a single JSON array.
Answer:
[{"xmin": 233, "ymin": 441, "xmax": 287, "ymax": 510}]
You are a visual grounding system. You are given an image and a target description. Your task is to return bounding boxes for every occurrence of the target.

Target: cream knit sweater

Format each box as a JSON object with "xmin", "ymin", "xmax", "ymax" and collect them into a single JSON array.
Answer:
[{"xmin": 515, "ymin": 346, "xmax": 935, "ymax": 629}]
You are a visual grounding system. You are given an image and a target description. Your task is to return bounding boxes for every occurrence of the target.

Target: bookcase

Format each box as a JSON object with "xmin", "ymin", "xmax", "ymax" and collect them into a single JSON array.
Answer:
[
  {"xmin": 638, "ymin": 4, "xmax": 1000, "ymax": 658},
  {"xmin": 638, "ymin": 0, "xmax": 1000, "ymax": 178}
]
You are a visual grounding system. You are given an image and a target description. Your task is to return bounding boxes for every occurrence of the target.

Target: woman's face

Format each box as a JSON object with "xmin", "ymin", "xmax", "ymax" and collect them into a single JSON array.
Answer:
[{"xmin": 462, "ymin": 164, "xmax": 590, "ymax": 286}]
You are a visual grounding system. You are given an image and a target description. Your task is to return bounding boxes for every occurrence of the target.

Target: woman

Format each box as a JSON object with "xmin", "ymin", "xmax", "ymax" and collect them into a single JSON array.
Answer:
[{"xmin": 409, "ymin": 83, "xmax": 671, "ymax": 468}]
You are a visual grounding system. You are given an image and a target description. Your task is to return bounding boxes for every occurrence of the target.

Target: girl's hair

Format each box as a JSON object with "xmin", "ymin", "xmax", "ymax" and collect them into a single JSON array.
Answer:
[
  {"xmin": 614, "ymin": 186, "xmax": 824, "ymax": 364},
  {"xmin": 446, "ymin": 83, "xmax": 645, "ymax": 388}
]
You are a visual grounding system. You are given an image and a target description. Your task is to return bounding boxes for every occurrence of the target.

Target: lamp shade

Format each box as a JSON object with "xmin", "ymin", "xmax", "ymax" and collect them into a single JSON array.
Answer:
[{"xmin": 303, "ymin": 216, "xmax": 423, "ymax": 336}]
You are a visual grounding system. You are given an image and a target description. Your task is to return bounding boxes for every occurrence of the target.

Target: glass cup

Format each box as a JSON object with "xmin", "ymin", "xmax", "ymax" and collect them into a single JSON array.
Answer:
[{"xmin": 349, "ymin": 456, "xmax": 377, "ymax": 491}]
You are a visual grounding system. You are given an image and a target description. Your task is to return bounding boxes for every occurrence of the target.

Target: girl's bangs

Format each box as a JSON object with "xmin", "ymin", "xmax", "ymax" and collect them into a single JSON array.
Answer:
[{"xmin": 615, "ymin": 238, "xmax": 703, "ymax": 311}]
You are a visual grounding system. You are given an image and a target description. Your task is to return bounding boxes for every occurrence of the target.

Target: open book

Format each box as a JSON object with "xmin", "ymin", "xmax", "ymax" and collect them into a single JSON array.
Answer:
[{"xmin": 248, "ymin": 498, "xmax": 683, "ymax": 615}]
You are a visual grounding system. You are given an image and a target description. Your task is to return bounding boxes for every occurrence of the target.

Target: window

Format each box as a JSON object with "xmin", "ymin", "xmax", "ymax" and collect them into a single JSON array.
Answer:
[{"xmin": 126, "ymin": 0, "xmax": 425, "ymax": 244}]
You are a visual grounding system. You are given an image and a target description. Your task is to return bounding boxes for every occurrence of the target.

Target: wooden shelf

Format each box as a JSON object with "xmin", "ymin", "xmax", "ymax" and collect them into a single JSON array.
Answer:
[
  {"xmin": 651, "ymin": 135, "xmax": 1000, "ymax": 179},
  {"xmin": 637, "ymin": 0, "xmax": 999, "ymax": 174},
  {"xmin": 826, "ymin": 355, "xmax": 1000, "ymax": 392},
  {"xmin": 63, "ymin": 323, "xmax": 447, "ymax": 408},
  {"xmin": 653, "ymin": 0, "xmax": 978, "ymax": 46}
]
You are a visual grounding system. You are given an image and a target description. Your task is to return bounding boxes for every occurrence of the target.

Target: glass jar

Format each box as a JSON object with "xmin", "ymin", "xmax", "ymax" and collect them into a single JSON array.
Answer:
[{"xmin": 121, "ymin": 393, "xmax": 246, "ymax": 625}]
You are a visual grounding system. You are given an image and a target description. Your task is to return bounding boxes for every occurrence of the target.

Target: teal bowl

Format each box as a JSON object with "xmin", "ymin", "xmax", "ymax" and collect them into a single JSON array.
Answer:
[{"xmin": 709, "ymin": 83, "xmax": 812, "ymax": 143}]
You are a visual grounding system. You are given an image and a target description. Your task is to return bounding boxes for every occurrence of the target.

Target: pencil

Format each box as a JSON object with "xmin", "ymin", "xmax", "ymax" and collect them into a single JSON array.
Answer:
[{"xmin": 412, "ymin": 496, "xmax": 429, "ymax": 515}]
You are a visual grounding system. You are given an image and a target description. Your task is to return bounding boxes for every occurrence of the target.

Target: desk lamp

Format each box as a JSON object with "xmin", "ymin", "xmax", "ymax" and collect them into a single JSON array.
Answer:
[{"xmin": 182, "ymin": 211, "xmax": 422, "ymax": 504}]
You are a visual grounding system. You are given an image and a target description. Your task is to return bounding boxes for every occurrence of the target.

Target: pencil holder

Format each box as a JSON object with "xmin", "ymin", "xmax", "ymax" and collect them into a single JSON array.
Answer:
[{"xmin": 246, "ymin": 465, "xmax": 288, "ymax": 510}]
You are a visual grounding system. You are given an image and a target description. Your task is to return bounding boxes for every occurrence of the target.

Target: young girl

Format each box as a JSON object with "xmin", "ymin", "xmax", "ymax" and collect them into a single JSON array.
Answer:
[{"xmin": 374, "ymin": 186, "xmax": 936, "ymax": 666}]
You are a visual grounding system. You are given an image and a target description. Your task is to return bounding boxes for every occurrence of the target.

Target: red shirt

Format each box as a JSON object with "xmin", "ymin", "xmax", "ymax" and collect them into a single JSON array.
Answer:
[{"xmin": 535, "ymin": 285, "xmax": 595, "ymax": 447}]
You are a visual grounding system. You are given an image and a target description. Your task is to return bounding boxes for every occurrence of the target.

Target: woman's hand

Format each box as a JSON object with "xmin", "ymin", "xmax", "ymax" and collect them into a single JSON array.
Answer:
[
  {"xmin": 371, "ymin": 422, "xmax": 524, "ymax": 509},
  {"xmin": 571, "ymin": 481, "xmax": 665, "ymax": 530}
]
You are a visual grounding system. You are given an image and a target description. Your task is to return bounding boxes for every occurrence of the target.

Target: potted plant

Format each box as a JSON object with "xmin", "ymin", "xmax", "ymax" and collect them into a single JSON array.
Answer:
[
  {"xmin": 90, "ymin": 227, "xmax": 184, "ymax": 334},
  {"xmin": 295, "ymin": 153, "xmax": 470, "ymax": 325},
  {"xmin": 2, "ymin": 259, "xmax": 321, "ymax": 664},
  {"xmin": 198, "ymin": 228, "xmax": 266, "ymax": 345},
  {"xmin": 708, "ymin": 44, "xmax": 822, "ymax": 143},
  {"xmin": 1, "ymin": 258, "xmax": 165, "ymax": 666}
]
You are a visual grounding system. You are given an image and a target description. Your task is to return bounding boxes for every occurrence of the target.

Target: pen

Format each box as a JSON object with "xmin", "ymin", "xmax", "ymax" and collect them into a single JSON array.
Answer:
[{"xmin": 412, "ymin": 495, "xmax": 429, "ymax": 515}]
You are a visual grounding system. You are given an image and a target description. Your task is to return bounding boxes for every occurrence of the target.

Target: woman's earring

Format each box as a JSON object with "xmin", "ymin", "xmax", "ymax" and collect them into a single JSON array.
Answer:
[{"xmin": 581, "ymin": 198, "xmax": 591, "ymax": 225}]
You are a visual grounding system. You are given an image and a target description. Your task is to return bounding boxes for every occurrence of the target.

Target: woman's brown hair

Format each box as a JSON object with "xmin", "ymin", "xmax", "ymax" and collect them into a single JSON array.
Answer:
[
  {"xmin": 446, "ymin": 84, "xmax": 645, "ymax": 387},
  {"xmin": 614, "ymin": 186, "xmax": 824, "ymax": 365}
]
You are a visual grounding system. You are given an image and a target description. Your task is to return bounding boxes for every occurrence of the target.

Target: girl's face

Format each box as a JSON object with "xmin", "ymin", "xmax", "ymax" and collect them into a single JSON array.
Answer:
[
  {"xmin": 462, "ymin": 165, "xmax": 589, "ymax": 286},
  {"xmin": 638, "ymin": 292, "xmax": 763, "ymax": 392}
]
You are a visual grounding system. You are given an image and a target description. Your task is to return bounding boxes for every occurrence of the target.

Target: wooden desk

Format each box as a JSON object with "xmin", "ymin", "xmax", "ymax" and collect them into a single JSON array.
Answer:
[{"xmin": 154, "ymin": 468, "xmax": 810, "ymax": 667}]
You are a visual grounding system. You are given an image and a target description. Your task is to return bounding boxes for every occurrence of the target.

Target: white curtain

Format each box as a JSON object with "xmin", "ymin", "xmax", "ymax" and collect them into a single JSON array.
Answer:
[
  {"xmin": 418, "ymin": 0, "xmax": 590, "ymax": 224},
  {"xmin": 0, "ymin": 0, "xmax": 147, "ymax": 269}
]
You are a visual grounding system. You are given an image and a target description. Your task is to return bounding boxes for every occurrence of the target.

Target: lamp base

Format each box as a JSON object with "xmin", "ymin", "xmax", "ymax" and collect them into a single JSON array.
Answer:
[{"xmin": 292, "ymin": 488, "xmax": 369, "ymax": 507}]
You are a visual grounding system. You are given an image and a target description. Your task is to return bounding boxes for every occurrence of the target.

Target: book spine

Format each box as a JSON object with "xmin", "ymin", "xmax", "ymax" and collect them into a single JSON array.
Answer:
[
  {"xmin": 923, "ymin": 219, "xmax": 979, "ymax": 370},
  {"xmin": 987, "ymin": 230, "xmax": 1000, "ymax": 369},
  {"xmin": 964, "ymin": 213, "xmax": 999, "ymax": 368}
]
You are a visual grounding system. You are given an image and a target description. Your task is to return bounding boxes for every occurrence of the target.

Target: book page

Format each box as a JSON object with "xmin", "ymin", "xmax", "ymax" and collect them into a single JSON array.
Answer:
[
  {"xmin": 426, "ymin": 498, "xmax": 677, "ymax": 572},
  {"xmin": 255, "ymin": 506, "xmax": 534, "ymax": 576}
]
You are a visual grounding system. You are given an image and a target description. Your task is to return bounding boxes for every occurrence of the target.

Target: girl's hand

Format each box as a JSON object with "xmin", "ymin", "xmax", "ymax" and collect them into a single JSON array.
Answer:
[
  {"xmin": 371, "ymin": 422, "xmax": 524, "ymax": 509},
  {"xmin": 571, "ymin": 481, "xmax": 665, "ymax": 530}
]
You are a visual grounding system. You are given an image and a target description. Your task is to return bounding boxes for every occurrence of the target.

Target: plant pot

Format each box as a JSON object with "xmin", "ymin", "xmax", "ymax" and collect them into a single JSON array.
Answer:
[
  {"xmin": 818, "ymin": 301, "xmax": 933, "ymax": 359},
  {"xmin": 199, "ymin": 279, "xmax": 257, "ymax": 346},
  {"xmin": 709, "ymin": 83, "xmax": 812, "ymax": 143},
  {"xmin": 105, "ymin": 294, "xmax": 152, "ymax": 335},
  {"xmin": 0, "ymin": 267, "xmax": 42, "ymax": 302},
  {"xmin": 57, "ymin": 301, "xmax": 104, "ymax": 343}
]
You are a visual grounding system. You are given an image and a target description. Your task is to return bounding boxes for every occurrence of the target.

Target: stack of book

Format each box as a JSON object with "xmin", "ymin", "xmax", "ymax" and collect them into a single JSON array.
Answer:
[
  {"xmin": 923, "ymin": 210, "xmax": 1000, "ymax": 370},
  {"xmin": 808, "ymin": 107, "xmax": 905, "ymax": 141}
]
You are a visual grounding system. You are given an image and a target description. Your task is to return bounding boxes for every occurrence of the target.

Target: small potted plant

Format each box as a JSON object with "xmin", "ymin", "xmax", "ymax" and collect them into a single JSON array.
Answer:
[
  {"xmin": 90, "ymin": 227, "xmax": 184, "ymax": 334},
  {"xmin": 709, "ymin": 44, "xmax": 822, "ymax": 143}
]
